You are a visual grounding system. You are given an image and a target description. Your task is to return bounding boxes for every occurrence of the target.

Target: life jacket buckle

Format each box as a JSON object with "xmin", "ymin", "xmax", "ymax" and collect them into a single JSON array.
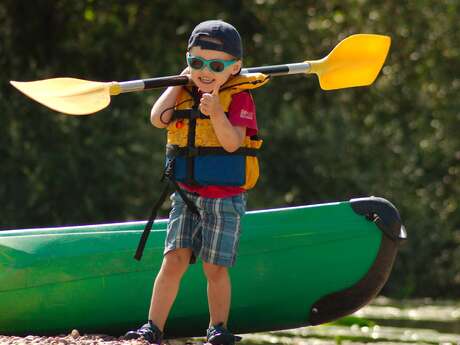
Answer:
[
  {"xmin": 190, "ymin": 109, "xmax": 201, "ymax": 119},
  {"xmin": 162, "ymin": 158, "xmax": 175, "ymax": 181},
  {"xmin": 166, "ymin": 144, "xmax": 179, "ymax": 158}
]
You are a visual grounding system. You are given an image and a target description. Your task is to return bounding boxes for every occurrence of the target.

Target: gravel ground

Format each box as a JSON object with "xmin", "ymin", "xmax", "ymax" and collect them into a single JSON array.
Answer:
[{"xmin": 0, "ymin": 330, "xmax": 197, "ymax": 345}]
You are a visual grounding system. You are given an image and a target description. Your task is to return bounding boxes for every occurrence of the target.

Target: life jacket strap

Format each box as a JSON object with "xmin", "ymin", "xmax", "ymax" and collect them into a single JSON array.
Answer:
[
  {"xmin": 166, "ymin": 144, "xmax": 258, "ymax": 157},
  {"xmin": 134, "ymin": 159, "xmax": 199, "ymax": 261},
  {"xmin": 172, "ymin": 109, "xmax": 209, "ymax": 120}
]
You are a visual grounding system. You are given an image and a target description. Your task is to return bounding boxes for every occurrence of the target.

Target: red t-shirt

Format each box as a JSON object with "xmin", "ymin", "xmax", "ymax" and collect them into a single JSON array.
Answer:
[{"xmin": 179, "ymin": 91, "xmax": 258, "ymax": 198}]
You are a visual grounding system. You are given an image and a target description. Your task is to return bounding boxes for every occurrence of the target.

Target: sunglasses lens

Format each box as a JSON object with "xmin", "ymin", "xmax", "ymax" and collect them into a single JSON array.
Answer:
[
  {"xmin": 209, "ymin": 61, "xmax": 225, "ymax": 72},
  {"xmin": 187, "ymin": 55, "xmax": 234, "ymax": 73},
  {"xmin": 189, "ymin": 57, "xmax": 204, "ymax": 70}
]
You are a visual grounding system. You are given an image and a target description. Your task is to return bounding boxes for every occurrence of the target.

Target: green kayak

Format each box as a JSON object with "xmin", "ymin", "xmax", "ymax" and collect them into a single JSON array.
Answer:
[{"xmin": 0, "ymin": 197, "xmax": 405, "ymax": 337}]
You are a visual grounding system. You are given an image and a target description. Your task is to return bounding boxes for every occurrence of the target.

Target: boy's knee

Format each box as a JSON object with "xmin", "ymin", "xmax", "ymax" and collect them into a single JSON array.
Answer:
[
  {"xmin": 203, "ymin": 262, "xmax": 228, "ymax": 282},
  {"xmin": 161, "ymin": 249, "xmax": 192, "ymax": 277}
]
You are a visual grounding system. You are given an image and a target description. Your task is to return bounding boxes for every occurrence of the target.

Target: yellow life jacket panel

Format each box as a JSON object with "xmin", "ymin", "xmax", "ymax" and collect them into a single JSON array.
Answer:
[{"xmin": 166, "ymin": 73, "xmax": 269, "ymax": 190}]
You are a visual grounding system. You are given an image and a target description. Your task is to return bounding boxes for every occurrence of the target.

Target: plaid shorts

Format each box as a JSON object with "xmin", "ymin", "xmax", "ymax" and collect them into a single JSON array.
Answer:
[{"xmin": 164, "ymin": 190, "xmax": 246, "ymax": 267}]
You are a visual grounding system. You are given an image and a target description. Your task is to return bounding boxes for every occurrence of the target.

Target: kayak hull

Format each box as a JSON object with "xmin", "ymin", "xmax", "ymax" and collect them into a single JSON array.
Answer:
[{"xmin": 0, "ymin": 197, "xmax": 405, "ymax": 337}]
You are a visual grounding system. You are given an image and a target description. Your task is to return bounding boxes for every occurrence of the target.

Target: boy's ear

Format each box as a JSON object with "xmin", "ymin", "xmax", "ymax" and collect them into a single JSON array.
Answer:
[{"xmin": 231, "ymin": 60, "xmax": 243, "ymax": 75}]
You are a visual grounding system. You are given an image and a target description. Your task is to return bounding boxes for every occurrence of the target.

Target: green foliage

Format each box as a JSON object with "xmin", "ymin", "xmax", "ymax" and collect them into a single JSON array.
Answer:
[{"xmin": 1, "ymin": 1, "xmax": 459, "ymax": 297}]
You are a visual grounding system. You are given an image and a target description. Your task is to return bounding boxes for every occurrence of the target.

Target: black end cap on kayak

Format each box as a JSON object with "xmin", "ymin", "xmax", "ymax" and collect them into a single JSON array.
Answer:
[
  {"xmin": 350, "ymin": 196, "xmax": 407, "ymax": 242},
  {"xmin": 308, "ymin": 196, "xmax": 405, "ymax": 326}
]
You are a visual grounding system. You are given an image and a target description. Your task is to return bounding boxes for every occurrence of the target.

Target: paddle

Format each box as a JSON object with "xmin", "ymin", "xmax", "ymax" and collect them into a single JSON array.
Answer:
[{"xmin": 10, "ymin": 34, "xmax": 390, "ymax": 115}]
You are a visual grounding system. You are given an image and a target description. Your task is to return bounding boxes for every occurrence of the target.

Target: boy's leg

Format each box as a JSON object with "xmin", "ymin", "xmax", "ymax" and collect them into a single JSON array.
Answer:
[
  {"xmin": 149, "ymin": 248, "xmax": 193, "ymax": 330},
  {"xmin": 199, "ymin": 194, "xmax": 246, "ymax": 326},
  {"xmin": 203, "ymin": 262, "xmax": 231, "ymax": 326},
  {"xmin": 199, "ymin": 194, "xmax": 246, "ymax": 344},
  {"xmin": 125, "ymin": 248, "xmax": 192, "ymax": 343},
  {"xmin": 149, "ymin": 191, "xmax": 199, "ymax": 329},
  {"xmin": 126, "ymin": 192, "xmax": 199, "ymax": 343}
]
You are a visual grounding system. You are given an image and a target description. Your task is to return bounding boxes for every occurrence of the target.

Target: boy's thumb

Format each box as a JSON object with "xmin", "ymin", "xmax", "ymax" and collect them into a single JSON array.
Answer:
[{"xmin": 212, "ymin": 85, "xmax": 220, "ymax": 95}]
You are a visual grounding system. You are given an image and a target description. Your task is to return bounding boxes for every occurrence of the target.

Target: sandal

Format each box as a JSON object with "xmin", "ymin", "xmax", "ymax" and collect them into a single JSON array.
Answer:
[
  {"xmin": 206, "ymin": 323, "xmax": 241, "ymax": 345},
  {"xmin": 124, "ymin": 320, "xmax": 163, "ymax": 344}
]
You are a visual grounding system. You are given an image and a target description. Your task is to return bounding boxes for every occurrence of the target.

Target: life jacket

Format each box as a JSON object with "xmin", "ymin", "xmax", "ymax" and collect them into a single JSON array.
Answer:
[{"xmin": 166, "ymin": 73, "xmax": 269, "ymax": 190}]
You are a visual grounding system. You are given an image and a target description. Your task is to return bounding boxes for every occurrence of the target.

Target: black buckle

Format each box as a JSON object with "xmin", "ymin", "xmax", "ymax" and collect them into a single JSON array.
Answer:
[
  {"xmin": 162, "ymin": 158, "xmax": 175, "ymax": 180},
  {"xmin": 190, "ymin": 109, "xmax": 201, "ymax": 119},
  {"xmin": 166, "ymin": 145, "xmax": 179, "ymax": 158}
]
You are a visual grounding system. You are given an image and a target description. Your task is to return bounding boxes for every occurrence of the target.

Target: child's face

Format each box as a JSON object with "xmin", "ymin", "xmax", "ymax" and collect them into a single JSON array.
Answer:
[{"xmin": 188, "ymin": 46, "xmax": 242, "ymax": 93}]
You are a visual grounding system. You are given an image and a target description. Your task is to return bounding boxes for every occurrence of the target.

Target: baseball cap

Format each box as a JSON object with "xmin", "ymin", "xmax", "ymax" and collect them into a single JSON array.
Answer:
[{"xmin": 188, "ymin": 20, "xmax": 243, "ymax": 59}]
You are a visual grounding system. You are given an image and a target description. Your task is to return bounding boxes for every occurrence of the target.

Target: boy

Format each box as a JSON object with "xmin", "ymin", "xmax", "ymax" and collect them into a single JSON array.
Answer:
[{"xmin": 125, "ymin": 20, "xmax": 268, "ymax": 345}]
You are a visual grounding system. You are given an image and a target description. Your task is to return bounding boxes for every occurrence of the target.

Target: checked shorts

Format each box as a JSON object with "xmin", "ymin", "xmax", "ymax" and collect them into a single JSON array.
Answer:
[{"xmin": 164, "ymin": 191, "xmax": 246, "ymax": 267}]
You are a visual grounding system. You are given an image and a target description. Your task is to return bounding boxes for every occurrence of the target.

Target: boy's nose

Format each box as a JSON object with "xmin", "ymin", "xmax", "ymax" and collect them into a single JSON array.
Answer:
[{"xmin": 202, "ymin": 66, "xmax": 215, "ymax": 74}]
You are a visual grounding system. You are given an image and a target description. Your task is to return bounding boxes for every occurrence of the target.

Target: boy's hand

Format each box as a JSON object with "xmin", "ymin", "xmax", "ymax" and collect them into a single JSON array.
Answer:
[
  {"xmin": 180, "ymin": 66, "xmax": 190, "ymax": 77},
  {"xmin": 199, "ymin": 85, "xmax": 223, "ymax": 118}
]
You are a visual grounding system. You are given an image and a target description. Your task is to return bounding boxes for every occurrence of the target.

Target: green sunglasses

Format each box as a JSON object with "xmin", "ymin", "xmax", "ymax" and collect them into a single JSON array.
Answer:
[{"xmin": 186, "ymin": 53, "xmax": 237, "ymax": 73}]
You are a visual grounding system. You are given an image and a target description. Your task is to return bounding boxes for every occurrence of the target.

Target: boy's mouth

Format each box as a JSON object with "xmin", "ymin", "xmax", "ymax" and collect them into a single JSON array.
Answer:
[{"xmin": 199, "ymin": 77, "xmax": 215, "ymax": 85}]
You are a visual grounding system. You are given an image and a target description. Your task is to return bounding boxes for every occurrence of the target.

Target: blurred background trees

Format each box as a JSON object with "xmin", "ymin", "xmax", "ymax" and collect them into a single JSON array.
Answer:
[{"xmin": 1, "ymin": 0, "xmax": 459, "ymax": 298}]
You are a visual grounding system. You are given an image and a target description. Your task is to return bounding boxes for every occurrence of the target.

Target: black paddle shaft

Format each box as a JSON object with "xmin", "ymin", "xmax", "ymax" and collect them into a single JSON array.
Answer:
[
  {"xmin": 118, "ymin": 62, "xmax": 309, "ymax": 94},
  {"xmin": 143, "ymin": 75, "xmax": 190, "ymax": 89}
]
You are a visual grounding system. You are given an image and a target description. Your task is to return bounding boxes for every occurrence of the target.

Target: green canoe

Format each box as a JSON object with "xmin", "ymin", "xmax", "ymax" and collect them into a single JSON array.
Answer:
[{"xmin": 0, "ymin": 197, "xmax": 405, "ymax": 337}]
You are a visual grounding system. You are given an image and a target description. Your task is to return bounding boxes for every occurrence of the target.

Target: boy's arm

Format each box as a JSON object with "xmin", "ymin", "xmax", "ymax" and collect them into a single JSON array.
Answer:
[
  {"xmin": 150, "ymin": 68, "xmax": 189, "ymax": 128},
  {"xmin": 209, "ymin": 115, "xmax": 246, "ymax": 152},
  {"xmin": 199, "ymin": 86, "xmax": 246, "ymax": 152},
  {"xmin": 150, "ymin": 86, "xmax": 183, "ymax": 128}
]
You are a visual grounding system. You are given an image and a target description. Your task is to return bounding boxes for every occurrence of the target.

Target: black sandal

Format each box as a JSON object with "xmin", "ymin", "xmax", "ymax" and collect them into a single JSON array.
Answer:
[
  {"xmin": 206, "ymin": 323, "xmax": 241, "ymax": 345},
  {"xmin": 124, "ymin": 320, "xmax": 163, "ymax": 344}
]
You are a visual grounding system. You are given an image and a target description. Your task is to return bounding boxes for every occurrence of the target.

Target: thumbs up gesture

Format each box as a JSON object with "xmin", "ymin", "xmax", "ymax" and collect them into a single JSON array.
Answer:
[{"xmin": 199, "ymin": 85, "xmax": 223, "ymax": 118}]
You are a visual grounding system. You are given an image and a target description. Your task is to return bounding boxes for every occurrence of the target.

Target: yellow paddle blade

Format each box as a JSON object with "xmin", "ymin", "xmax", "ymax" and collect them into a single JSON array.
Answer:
[
  {"xmin": 10, "ymin": 78, "xmax": 114, "ymax": 115},
  {"xmin": 308, "ymin": 34, "xmax": 391, "ymax": 90}
]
